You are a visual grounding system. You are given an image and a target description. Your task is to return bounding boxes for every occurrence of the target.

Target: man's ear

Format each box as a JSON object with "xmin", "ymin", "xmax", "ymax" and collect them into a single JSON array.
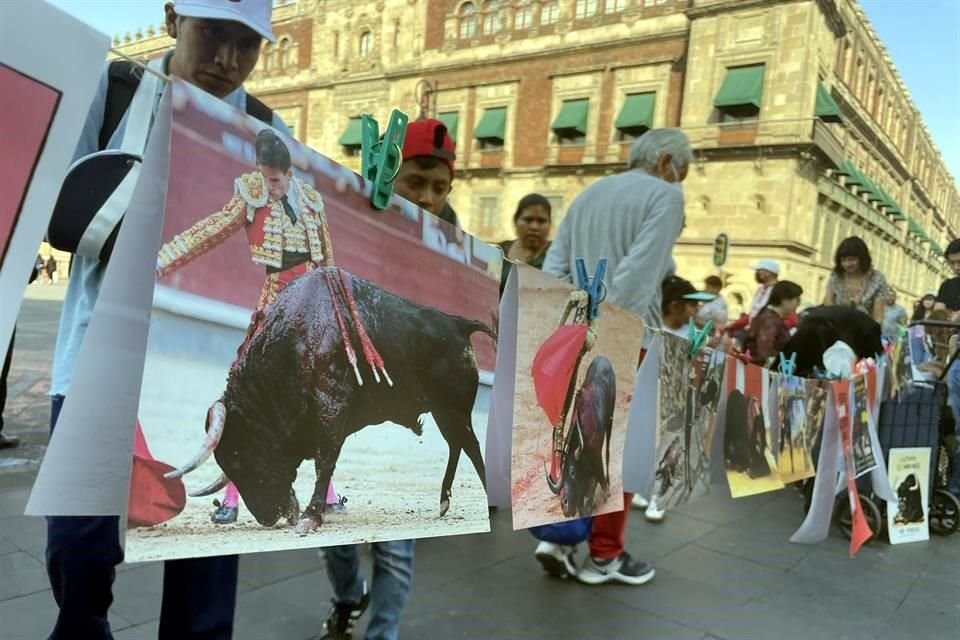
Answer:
[{"xmin": 164, "ymin": 4, "xmax": 179, "ymax": 39}]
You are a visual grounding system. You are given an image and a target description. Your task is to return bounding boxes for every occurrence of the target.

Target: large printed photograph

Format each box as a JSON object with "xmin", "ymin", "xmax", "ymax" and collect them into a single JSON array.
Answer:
[
  {"xmin": 652, "ymin": 337, "xmax": 724, "ymax": 510},
  {"xmin": 125, "ymin": 80, "xmax": 500, "ymax": 562},
  {"xmin": 0, "ymin": 62, "xmax": 61, "ymax": 268},
  {"xmin": 722, "ymin": 357, "xmax": 784, "ymax": 498},
  {"xmin": 510, "ymin": 264, "xmax": 643, "ymax": 530}
]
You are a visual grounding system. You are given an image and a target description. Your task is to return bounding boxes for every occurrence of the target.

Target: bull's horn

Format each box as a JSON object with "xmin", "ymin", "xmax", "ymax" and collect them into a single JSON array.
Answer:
[
  {"xmin": 188, "ymin": 472, "xmax": 229, "ymax": 497},
  {"xmin": 164, "ymin": 402, "xmax": 226, "ymax": 479},
  {"xmin": 544, "ymin": 462, "xmax": 562, "ymax": 495}
]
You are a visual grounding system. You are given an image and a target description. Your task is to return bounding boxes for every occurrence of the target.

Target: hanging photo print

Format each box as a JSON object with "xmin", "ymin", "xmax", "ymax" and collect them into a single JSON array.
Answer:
[
  {"xmin": 722, "ymin": 357, "xmax": 783, "ymax": 497},
  {"xmin": 510, "ymin": 264, "xmax": 642, "ymax": 530},
  {"xmin": 651, "ymin": 335, "xmax": 724, "ymax": 509},
  {"xmin": 776, "ymin": 376, "xmax": 827, "ymax": 485},
  {"xmin": 851, "ymin": 375, "xmax": 879, "ymax": 478},
  {"xmin": 123, "ymin": 79, "xmax": 500, "ymax": 562},
  {"xmin": 886, "ymin": 447, "xmax": 931, "ymax": 545},
  {"xmin": 0, "ymin": 1, "xmax": 110, "ymax": 359}
]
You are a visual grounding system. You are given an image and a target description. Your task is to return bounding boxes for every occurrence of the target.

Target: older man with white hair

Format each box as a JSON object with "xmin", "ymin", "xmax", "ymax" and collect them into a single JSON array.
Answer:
[{"xmin": 536, "ymin": 128, "xmax": 692, "ymax": 587}]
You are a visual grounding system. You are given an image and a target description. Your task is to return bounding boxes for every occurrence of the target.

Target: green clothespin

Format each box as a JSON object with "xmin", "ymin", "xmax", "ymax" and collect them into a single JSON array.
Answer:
[
  {"xmin": 360, "ymin": 110, "xmax": 409, "ymax": 210},
  {"xmin": 686, "ymin": 318, "xmax": 712, "ymax": 359}
]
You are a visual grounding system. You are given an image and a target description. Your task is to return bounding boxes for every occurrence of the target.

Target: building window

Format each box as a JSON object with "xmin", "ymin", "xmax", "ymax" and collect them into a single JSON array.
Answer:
[
  {"xmin": 575, "ymin": 0, "xmax": 598, "ymax": 19},
  {"xmin": 605, "ymin": 0, "xmax": 626, "ymax": 12},
  {"xmin": 459, "ymin": 2, "xmax": 478, "ymax": 38},
  {"xmin": 713, "ymin": 64, "xmax": 764, "ymax": 122},
  {"xmin": 644, "ymin": 0, "xmax": 669, "ymax": 5},
  {"xmin": 359, "ymin": 31, "xmax": 372, "ymax": 58},
  {"xmin": 614, "ymin": 92, "xmax": 655, "ymax": 141},
  {"xmin": 482, "ymin": 0, "xmax": 504, "ymax": 35},
  {"xmin": 540, "ymin": 0, "xmax": 559, "ymax": 24},
  {"xmin": 474, "ymin": 106, "xmax": 507, "ymax": 150},
  {"xmin": 478, "ymin": 196, "xmax": 500, "ymax": 233},
  {"xmin": 551, "ymin": 98, "xmax": 589, "ymax": 145},
  {"xmin": 333, "ymin": 31, "xmax": 340, "ymax": 58},
  {"xmin": 278, "ymin": 37, "xmax": 293, "ymax": 69},
  {"xmin": 515, "ymin": 2, "xmax": 533, "ymax": 29},
  {"xmin": 339, "ymin": 117, "xmax": 363, "ymax": 156},
  {"xmin": 262, "ymin": 43, "xmax": 275, "ymax": 71}
]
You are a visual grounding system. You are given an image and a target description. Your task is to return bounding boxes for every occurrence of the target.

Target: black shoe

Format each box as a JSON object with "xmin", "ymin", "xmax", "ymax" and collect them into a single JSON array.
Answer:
[
  {"xmin": 0, "ymin": 435, "xmax": 20, "ymax": 449},
  {"xmin": 211, "ymin": 499, "xmax": 238, "ymax": 524},
  {"xmin": 315, "ymin": 581, "xmax": 370, "ymax": 640}
]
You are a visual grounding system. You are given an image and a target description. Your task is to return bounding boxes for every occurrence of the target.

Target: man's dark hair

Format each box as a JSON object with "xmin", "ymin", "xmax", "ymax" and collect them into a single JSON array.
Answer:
[
  {"xmin": 513, "ymin": 193, "xmax": 552, "ymax": 222},
  {"xmin": 255, "ymin": 129, "xmax": 291, "ymax": 172},
  {"xmin": 945, "ymin": 238, "xmax": 960, "ymax": 258},
  {"xmin": 833, "ymin": 236, "xmax": 872, "ymax": 275},
  {"xmin": 769, "ymin": 280, "xmax": 804, "ymax": 306},
  {"xmin": 704, "ymin": 275, "xmax": 723, "ymax": 289}
]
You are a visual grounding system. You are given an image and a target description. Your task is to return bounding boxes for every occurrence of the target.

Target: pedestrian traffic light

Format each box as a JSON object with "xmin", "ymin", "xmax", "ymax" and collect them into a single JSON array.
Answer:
[{"xmin": 712, "ymin": 233, "xmax": 729, "ymax": 268}]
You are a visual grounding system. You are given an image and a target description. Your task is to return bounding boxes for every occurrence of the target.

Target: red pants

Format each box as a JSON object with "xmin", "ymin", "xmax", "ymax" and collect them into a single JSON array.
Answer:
[{"xmin": 587, "ymin": 348, "xmax": 646, "ymax": 561}]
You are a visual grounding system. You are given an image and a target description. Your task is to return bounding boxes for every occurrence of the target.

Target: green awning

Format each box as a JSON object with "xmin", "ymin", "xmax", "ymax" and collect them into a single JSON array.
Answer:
[
  {"xmin": 860, "ymin": 174, "xmax": 885, "ymax": 203},
  {"xmin": 875, "ymin": 186, "xmax": 906, "ymax": 220},
  {"xmin": 438, "ymin": 111, "xmax": 459, "ymax": 140},
  {"xmin": 815, "ymin": 83, "xmax": 842, "ymax": 123},
  {"xmin": 930, "ymin": 239, "xmax": 944, "ymax": 255},
  {"xmin": 338, "ymin": 117, "xmax": 363, "ymax": 146},
  {"xmin": 907, "ymin": 218, "xmax": 929, "ymax": 242},
  {"xmin": 474, "ymin": 107, "xmax": 506, "ymax": 140},
  {"xmin": 839, "ymin": 160, "xmax": 865, "ymax": 188},
  {"xmin": 614, "ymin": 93, "xmax": 655, "ymax": 131},
  {"xmin": 551, "ymin": 99, "xmax": 589, "ymax": 135},
  {"xmin": 713, "ymin": 64, "xmax": 765, "ymax": 109}
]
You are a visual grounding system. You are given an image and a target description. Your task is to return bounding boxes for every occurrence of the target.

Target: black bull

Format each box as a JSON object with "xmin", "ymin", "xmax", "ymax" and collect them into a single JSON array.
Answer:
[
  {"xmin": 190, "ymin": 267, "xmax": 496, "ymax": 530},
  {"xmin": 723, "ymin": 390, "xmax": 772, "ymax": 479},
  {"xmin": 558, "ymin": 356, "xmax": 615, "ymax": 518}
]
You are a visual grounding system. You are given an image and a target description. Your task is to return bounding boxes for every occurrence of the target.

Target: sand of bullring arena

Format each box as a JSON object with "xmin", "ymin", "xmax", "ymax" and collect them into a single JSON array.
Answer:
[
  {"xmin": 125, "ymin": 352, "xmax": 490, "ymax": 562},
  {"xmin": 510, "ymin": 266, "xmax": 642, "ymax": 530}
]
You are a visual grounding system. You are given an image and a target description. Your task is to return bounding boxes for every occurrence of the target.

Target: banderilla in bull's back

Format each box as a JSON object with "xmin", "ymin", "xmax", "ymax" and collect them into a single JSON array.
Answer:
[{"xmin": 165, "ymin": 266, "xmax": 497, "ymax": 535}]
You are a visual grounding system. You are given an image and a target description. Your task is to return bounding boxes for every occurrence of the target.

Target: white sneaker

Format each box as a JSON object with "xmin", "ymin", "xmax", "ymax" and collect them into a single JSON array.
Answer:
[
  {"xmin": 631, "ymin": 494, "xmax": 649, "ymax": 509},
  {"xmin": 577, "ymin": 552, "xmax": 656, "ymax": 586},
  {"xmin": 534, "ymin": 541, "xmax": 578, "ymax": 579},
  {"xmin": 645, "ymin": 496, "xmax": 666, "ymax": 523}
]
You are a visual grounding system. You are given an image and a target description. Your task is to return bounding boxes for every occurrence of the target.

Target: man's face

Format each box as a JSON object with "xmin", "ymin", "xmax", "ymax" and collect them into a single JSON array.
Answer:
[
  {"xmin": 515, "ymin": 205, "xmax": 551, "ymax": 250},
  {"xmin": 259, "ymin": 165, "xmax": 292, "ymax": 199},
  {"xmin": 755, "ymin": 269, "xmax": 775, "ymax": 285},
  {"xmin": 165, "ymin": 9, "xmax": 262, "ymax": 98},
  {"xmin": 394, "ymin": 160, "xmax": 452, "ymax": 217},
  {"xmin": 947, "ymin": 252, "xmax": 960, "ymax": 277}
]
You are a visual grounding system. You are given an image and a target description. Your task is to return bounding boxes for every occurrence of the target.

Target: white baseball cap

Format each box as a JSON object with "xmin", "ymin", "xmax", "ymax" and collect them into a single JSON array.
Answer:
[
  {"xmin": 750, "ymin": 259, "xmax": 780, "ymax": 275},
  {"xmin": 170, "ymin": 0, "xmax": 276, "ymax": 43}
]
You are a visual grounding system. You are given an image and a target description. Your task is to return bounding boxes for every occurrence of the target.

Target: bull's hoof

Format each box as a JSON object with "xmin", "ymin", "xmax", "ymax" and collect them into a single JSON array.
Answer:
[
  {"xmin": 295, "ymin": 516, "xmax": 322, "ymax": 535},
  {"xmin": 439, "ymin": 499, "xmax": 450, "ymax": 518}
]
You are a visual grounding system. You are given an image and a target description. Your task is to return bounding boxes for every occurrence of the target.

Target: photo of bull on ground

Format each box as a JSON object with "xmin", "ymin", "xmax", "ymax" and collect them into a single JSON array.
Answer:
[
  {"xmin": 124, "ymin": 81, "xmax": 499, "ymax": 562},
  {"xmin": 723, "ymin": 358, "xmax": 784, "ymax": 498},
  {"xmin": 510, "ymin": 264, "xmax": 642, "ymax": 530}
]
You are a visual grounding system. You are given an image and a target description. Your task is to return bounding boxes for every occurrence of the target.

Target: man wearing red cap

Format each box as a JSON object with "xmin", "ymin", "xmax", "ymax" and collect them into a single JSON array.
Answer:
[{"xmin": 315, "ymin": 119, "xmax": 457, "ymax": 640}]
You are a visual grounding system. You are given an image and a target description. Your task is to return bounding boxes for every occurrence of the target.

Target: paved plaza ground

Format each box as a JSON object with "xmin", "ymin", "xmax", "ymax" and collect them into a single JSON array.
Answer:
[{"xmin": 1, "ymin": 284, "xmax": 958, "ymax": 639}]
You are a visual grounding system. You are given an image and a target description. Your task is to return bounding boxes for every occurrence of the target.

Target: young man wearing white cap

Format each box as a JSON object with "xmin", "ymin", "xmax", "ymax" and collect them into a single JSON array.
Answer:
[
  {"xmin": 45, "ymin": 2, "xmax": 288, "ymax": 638},
  {"xmin": 748, "ymin": 259, "xmax": 780, "ymax": 321}
]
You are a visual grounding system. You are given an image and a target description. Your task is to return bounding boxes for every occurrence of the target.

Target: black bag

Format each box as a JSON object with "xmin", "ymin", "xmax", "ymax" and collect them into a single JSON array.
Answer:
[{"xmin": 46, "ymin": 60, "xmax": 273, "ymax": 263}]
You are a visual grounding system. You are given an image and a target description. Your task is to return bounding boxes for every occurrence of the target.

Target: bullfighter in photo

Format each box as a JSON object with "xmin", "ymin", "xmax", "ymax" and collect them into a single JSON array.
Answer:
[{"xmin": 156, "ymin": 128, "xmax": 388, "ymax": 524}]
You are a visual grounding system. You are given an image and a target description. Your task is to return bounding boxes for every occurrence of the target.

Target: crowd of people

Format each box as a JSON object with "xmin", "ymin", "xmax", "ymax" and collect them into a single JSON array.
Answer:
[{"xmin": 1, "ymin": 1, "xmax": 959, "ymax": 639}]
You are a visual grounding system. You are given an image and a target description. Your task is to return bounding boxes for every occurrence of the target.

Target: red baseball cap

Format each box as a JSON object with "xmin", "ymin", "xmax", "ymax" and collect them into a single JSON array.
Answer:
[{"xmin": 402, "ymin": 119, "xmax": 456, "ymax": 176}]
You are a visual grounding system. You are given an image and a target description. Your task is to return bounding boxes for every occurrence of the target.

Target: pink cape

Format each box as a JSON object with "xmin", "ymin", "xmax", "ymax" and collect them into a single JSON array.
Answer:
[{"xmin": 531, "ymin": 324, "xmax": 589, "ymax": 425}]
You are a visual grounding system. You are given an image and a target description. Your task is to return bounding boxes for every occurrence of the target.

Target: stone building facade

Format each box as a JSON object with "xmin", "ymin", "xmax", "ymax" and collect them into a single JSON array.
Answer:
[{"xmin": 114, "ymin": 0, "xmax": 958, "ymax": 309}]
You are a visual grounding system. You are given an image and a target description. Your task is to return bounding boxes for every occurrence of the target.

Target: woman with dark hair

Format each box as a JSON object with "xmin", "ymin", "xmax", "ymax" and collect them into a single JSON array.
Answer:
[
  {"xmin": 912, "ymin": 292, "xmax": 937, "ymax": 322},
  {"xmin": 498, "ymin": 193, "xmax": 552, "ymax": 269},
  {"xmin": 744, "ymin": 280, "xmax": 804, "ymax": 366},
  {"xmin": 822, "ymin": 236, "xmax": 890, "ymax": 324}
]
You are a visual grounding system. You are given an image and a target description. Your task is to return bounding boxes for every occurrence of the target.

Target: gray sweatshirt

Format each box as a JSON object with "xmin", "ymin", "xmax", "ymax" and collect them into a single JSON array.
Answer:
[{"xmin": 543, "ymin": 169, "xmax": 684, "ymax": 331}]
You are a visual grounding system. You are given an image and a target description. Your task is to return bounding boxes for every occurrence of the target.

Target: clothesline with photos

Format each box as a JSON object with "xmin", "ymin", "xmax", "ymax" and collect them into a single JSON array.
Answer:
[{"xmin": 3, "ymin": 2, "xmax": 945, "ymax": 567}]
